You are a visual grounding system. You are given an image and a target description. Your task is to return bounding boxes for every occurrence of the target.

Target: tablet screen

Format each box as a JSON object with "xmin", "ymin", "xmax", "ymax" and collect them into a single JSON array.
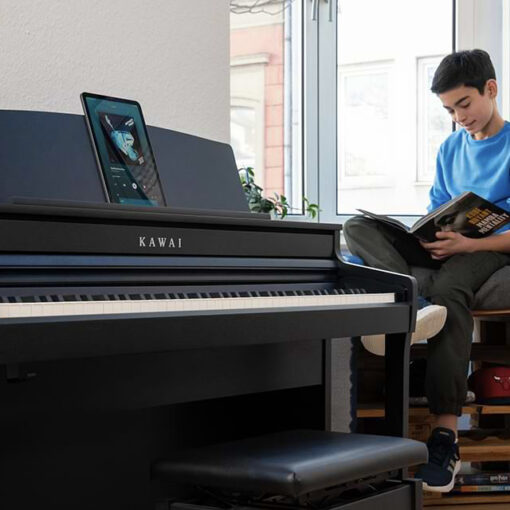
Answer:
[{"xmin": 81, "ymin": 93, "xmax": 166, "ymax": 207}]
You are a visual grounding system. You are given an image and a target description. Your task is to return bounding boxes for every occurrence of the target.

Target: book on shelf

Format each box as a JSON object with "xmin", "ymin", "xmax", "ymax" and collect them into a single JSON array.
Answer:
[
  {"xmin": 451, "ymin": 484, "xmax": 510, "ymax": 493},
  {"xmin": 456, "ymin": 472, "xmax": 510, "ymax": 485},
  {"xmin": 357, "ymin": 191, "xmax": 510, "ymax": 243}
]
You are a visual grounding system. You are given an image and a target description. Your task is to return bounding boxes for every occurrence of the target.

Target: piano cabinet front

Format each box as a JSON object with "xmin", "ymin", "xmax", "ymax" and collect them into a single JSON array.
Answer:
[{"xmin": 0, "ymin": 339, "xmax": 338, "ymax": 509}]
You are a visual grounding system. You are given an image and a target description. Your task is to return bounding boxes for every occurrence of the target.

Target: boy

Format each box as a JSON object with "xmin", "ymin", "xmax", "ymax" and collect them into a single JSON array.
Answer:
[{"xmin": 344, "ymin": 49, "xmax": 510, "ymax": 492}]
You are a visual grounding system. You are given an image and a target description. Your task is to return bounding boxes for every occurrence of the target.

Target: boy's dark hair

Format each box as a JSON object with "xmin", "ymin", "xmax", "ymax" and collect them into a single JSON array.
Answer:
[{"xmin": 431, "ymin": 49, "xmax": 496, "ymax": 95}]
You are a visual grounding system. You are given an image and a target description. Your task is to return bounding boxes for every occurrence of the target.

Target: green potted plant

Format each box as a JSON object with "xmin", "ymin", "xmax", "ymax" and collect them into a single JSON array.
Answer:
[{"xmin": 239, "ymin": 167, "xmax": 319, "ymax": 219}]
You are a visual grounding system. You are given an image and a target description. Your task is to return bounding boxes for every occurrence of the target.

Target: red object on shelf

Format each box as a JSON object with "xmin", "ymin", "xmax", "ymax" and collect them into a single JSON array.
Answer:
[{"xmin": 469, "ymin": 367, "xmax": 510, "ymax": 404}]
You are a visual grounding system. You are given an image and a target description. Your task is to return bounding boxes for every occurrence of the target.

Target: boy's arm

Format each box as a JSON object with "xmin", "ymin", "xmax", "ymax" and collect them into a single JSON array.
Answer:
[
  {"xmin": 428, "ymin": 146, "xmax": 452, "ymax": 212},
  {"xmin": 421, "ymin": 231, "xmax": 510, "ymax": 259},
  {"xmin": 468, "ymin": 231, "xmax": 510, "ymax": 253}
]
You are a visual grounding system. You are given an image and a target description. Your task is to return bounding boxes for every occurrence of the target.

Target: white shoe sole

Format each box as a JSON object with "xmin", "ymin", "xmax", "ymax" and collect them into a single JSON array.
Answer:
[
  {"xmin": 361, "ymin": 304, "xmax": 447, "ymax": 356},
  {"xmin": 422, "ymin": 458, "xmax": 461, "ymax": 493}
]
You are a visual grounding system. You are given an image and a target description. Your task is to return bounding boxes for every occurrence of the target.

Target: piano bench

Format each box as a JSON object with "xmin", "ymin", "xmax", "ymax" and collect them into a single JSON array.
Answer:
[{"xmin": 152, "ymin": 430, "xmax": 427, "ymax": 509}]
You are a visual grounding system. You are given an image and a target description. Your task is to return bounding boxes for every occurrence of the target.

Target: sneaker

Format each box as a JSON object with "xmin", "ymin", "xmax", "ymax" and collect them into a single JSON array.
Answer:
[
  {"xmin": 361, "ymin": 297, "xmax": 447, "ymax": 356},
  {"xmin": 415, "ymin": 427, "xmax": 461, "ymax": 493}
]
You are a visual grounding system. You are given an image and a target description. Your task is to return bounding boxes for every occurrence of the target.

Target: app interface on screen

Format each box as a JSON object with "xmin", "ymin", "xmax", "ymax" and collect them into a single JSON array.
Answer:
[{"xmin": 85, "ymin": 96, "xmax": 166, "ymax": 206}]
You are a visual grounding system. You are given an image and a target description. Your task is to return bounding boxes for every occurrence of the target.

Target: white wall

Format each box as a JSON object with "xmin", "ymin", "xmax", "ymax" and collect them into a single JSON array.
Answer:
[{"xmin": 0, "ymin": 0, "xmax": 230, "ymax": 142}]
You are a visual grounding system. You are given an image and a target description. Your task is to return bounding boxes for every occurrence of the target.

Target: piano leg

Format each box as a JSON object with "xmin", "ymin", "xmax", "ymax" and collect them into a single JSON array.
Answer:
[
  {"xmin": 384, "ymin": 332, "xmax": 411, "ymax": 439},
  {"xmin": 324, "ymin": 337, "xmax": 357, "ymax": 433}
]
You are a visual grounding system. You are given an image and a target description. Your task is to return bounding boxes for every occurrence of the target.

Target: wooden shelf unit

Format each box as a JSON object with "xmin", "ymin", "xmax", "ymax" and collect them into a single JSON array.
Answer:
[
  {"xmin": 358, "ymin": 310, "xmax": 510, "ymax": 506},
  {"xmin": 424, "ymin": 492, "xmax": 510, "ymax": 507},
  {"xmin": 357, "ymin": 404, "xmax": 510, "ymax": 419}
]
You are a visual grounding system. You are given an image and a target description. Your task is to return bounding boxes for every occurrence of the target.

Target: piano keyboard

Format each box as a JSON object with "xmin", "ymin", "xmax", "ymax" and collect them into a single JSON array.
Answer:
[{"xmin": 0, "ymin": 289, "xmax": 395, "ymax": 318}]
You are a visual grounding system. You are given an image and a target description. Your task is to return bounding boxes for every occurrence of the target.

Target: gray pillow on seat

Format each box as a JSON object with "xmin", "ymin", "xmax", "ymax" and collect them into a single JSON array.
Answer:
[{"xmin": 471, "ymin": 266, "xmax": 510, "ymax": 310}]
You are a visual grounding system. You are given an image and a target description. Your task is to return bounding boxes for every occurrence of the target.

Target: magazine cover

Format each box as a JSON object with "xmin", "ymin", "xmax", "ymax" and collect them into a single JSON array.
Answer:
[{"xmin": 358, "ymin": 192, "xmax": 510, "ymax": 242}]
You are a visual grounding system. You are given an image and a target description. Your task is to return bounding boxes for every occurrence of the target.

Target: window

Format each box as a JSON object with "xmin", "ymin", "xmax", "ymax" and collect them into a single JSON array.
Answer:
[
  {"xmin": 338, "ymin": 62, "xmax": 393, "ymax": 187},
  {"xmin": 335, "ymin": 0, "xmax": 453, "ymax": 216},
  {"xmin": 230, "ymin": 105, "xmax": 257, "ymax": 170},
  {"xmin": 230, "ymin": 1, "xmax": 506, "ymax": 224},
  {"xmin": 230, "ymin": 0, "xmax": 304, "ymax": 213}
]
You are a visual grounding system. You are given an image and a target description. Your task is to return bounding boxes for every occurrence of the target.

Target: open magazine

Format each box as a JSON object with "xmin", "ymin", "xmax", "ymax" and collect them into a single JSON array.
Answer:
[{"xmin": 358, "ymin": 192, "xmax": 510, "ymax": 242}]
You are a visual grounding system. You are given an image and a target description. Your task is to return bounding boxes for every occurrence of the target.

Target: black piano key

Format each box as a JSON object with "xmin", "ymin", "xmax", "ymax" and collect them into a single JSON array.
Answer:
[
  {"xmin": 129, "ymin": 294, "xmax": 142, "ymax": 300},
  {"xmin": 80, "ymin": 294, "xmax": 90, "ymax": 301},
  {"xmin": 143, "ymin": 293, "xmax": 153, "ymax": 300},
  {"xmin": 239, "ymin": 291, "xmax": 249, "ymax": 297},
  {"xmin": 20, "ymin": 296, "xmax": 36, "ymax": 303},
  {"xmin": 63, "ymin": 295, "xmax": 76, "ymax": 302},
  {"xmin": 118, "ymin": 295, "xmax": 127, "ymax": 301},
  {"xmin": 210, "ymin": 292, "xmax": 221, "ymax": 298},
  {"xmin": 177, "ymin": 293, "xmax": 187, "ymax": 299},
  {"xmin": 168, "ymin": 293, "xmax": 178, "ymax": 299},
  {"xmin": 91, "ymin": 295, "xmax": 105, "ymax": 301},
  {"xmin": 154, "ymin": 293, "xmax": 167, "ymax": 300},
  {"xmin": 187, "ymin": 293, "xmax": 199, "ymax": 299},
  {"xmin": 51, "ymin": 295, "xmax": 62, "ymax": 302},
  {"xmin": 200, "ymin": 292, "xmax": 210, "ymax": 298}
]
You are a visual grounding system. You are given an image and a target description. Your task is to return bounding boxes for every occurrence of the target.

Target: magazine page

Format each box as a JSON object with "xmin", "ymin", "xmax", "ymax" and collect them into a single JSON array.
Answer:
[
  {"xmin": 410, "ymin": 192, "xmax": 470, "ymax": 232},
  {"xmin": 356, "ymin": 209, "xmax": 410, "ymax": 233}
]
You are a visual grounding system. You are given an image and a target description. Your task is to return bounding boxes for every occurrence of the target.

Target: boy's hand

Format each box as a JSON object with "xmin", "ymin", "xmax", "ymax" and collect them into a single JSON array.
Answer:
[{"xmin": 420, "ymin": 231, "xmax": 476, "ymax": 259}]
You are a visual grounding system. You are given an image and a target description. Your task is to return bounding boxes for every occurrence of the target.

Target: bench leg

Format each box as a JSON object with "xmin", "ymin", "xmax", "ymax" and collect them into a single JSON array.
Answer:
[{"xmin": 324, "ymin": 337, "xmax": 357, "ymax": 433}]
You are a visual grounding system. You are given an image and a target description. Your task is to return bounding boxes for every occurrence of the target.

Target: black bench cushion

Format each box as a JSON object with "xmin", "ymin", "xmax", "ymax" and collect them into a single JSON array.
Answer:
[{"xmin": 152, "ymin": 430, "xmax": 427, "ymax": 497}]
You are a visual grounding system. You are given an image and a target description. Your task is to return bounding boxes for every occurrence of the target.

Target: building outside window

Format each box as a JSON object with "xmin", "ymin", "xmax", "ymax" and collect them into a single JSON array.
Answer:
[
  {"xmin": 230, "ymin": 0, "xmax": 303, "ymax": 213},
  {"xmin": 336, "ymin": 0, "xmax": 453, "ymax": 216}
]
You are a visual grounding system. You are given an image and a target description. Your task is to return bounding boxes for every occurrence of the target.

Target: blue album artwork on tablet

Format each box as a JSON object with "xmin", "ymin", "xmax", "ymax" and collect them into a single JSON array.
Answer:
[{"xmin": 82, "ymin": 93, "xmax": 166, "ymax": 207}]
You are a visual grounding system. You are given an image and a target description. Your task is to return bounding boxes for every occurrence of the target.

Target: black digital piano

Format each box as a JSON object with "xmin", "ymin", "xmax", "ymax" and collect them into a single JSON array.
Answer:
[{"xmin": 0, "ymin": 111, "xmax": 417, "ymax": 509}]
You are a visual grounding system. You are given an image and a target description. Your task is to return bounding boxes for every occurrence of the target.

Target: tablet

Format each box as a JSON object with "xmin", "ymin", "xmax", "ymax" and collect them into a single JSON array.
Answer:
[{"xmin": 81, "ymin": 92, "xmax": 166, "ymax": 207}]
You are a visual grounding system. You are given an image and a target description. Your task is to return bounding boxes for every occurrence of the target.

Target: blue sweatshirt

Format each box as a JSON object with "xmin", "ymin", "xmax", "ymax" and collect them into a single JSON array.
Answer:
[{"xmin": 428, "ymin": 121, "xmax": 510, "ymax": 233}]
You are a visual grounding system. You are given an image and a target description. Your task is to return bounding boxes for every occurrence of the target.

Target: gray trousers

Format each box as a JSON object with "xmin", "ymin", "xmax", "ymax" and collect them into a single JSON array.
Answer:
[{"xmin": 344, "ymin": 216, "xmax": 510, "ymax": 416}]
